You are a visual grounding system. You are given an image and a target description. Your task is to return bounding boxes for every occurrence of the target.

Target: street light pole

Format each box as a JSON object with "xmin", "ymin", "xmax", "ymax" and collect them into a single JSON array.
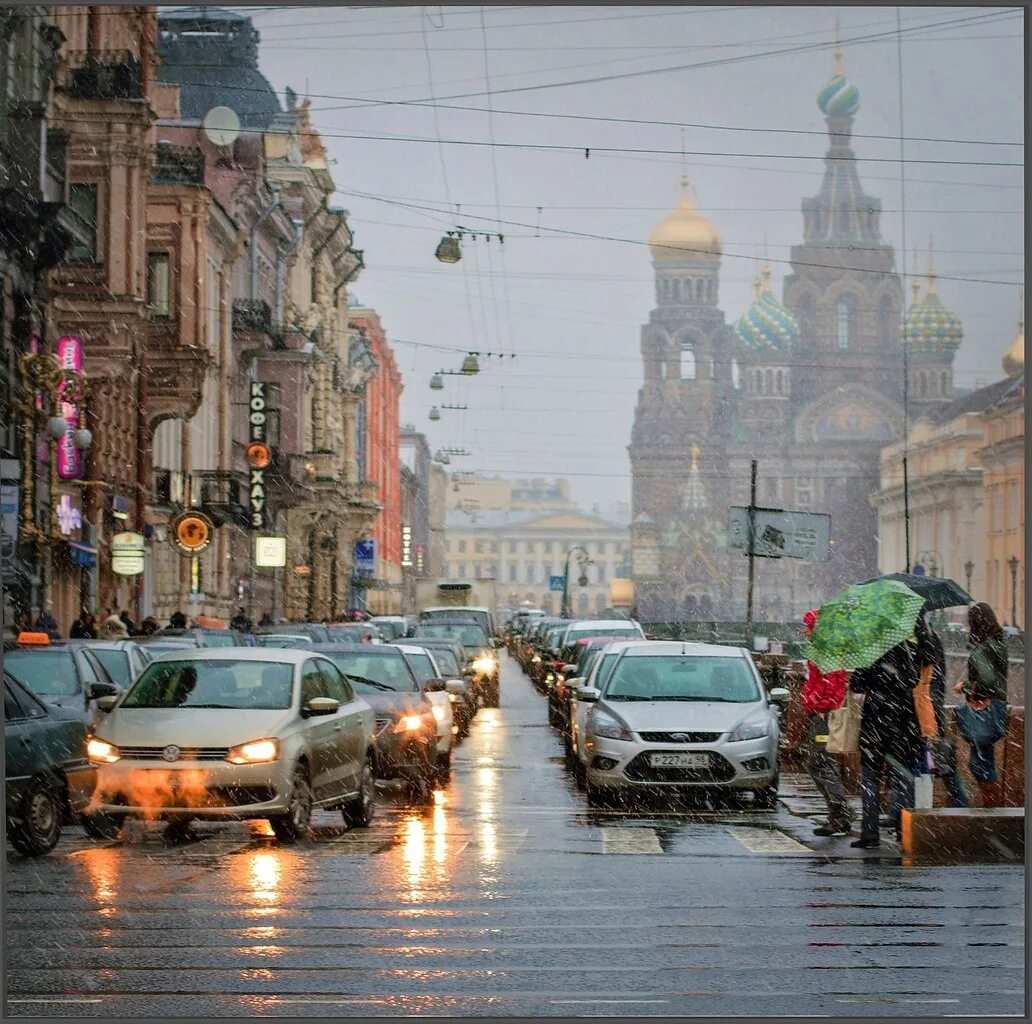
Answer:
[
  {"xmin": 963, "ymin": 559, "xmax": 974, "ymax": 596},
  {"xmin": 1007, "ymin": 555, "xmax": 1019, "ymax": 627},
  {"xmin": 560, "ymin": 545, "xmax": 590, "ymax": 618}
]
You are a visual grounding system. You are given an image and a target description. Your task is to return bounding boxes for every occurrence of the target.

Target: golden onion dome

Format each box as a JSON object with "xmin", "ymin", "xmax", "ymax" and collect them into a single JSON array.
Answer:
[
  {"xmin": 1003, "ymin": 292, "xmax": 1024, "ymax": 376},
  {"xmin": 649, "ymin": 175, "xmax": 722, "ymax": 263}
]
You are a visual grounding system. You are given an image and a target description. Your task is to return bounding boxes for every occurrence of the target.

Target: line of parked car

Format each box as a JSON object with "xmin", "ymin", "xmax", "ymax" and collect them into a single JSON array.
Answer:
[
  {"xmin": 506, "ymin": 609, "xmax": 789, "ymax": 809},
  {"xmin": 4, "ymin": 613, "xmax": 504, "ymax": 855}
]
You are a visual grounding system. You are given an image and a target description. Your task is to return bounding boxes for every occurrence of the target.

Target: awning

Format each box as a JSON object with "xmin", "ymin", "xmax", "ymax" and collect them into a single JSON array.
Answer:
[{"xmin": 67, "ymin": 540, "xmax": 97, "ymax": 568}]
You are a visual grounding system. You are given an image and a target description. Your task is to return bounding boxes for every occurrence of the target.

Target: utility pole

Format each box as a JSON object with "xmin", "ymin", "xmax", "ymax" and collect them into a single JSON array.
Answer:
[{"xmin": 745, "ymin": 459, "xmax": 757, "ymax": 646}]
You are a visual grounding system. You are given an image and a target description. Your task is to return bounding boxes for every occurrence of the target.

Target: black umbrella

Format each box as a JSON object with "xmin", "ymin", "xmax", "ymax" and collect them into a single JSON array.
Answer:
[{"xmin": 857, "ymin": 571, "xmax": 971, "ymax": 610}]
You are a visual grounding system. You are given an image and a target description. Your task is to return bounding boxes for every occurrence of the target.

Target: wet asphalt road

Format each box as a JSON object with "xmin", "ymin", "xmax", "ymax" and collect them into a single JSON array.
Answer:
[{"xmin": 4, "ymin": 654, "xmax": 1025, "ymax": 1017}]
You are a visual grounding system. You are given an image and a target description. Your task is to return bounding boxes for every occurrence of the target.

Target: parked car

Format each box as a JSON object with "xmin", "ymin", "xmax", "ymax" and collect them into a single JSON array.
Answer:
[
  {"xmin": 393, "ymin": 644, "xmax": 457, "ymax": 777},
  {"xmin": 308, "ymin": 645, "xmax": 442, "ymax": 799},
  {"xmin": 84, "ymin": 649, "xmax": 377, "ymax": 841},
  {"xmin": 256, "ymin": 634, "xmax": 315, "ymax": 650},
  {"xmin": 399, "ymin": 638, "xmax": 475, "ymax": 734},
  {"xmin": 5, "ymin": 671, "xmax": 97, "ymax": 856},
  {"xmin": 577, "ymin": 641, "xmax": 788, "ymax": 808},
  {"xmin": 370, "ymin": 616, "xmax": 409, "ymax": 640},
  {"xmin": 59, "ymin": 639, "xmax": 153, "ymax": 690},
  {"xmin": 550, "ymin": 635, "xmax": 641, "ymax": 731},
  {"xmin": 256, "ymin": 623, "xmax": 331, "ymax": 643},
  {"xmin": 559, "ymin": 619, "xmax": 645, "ymax": 648},
  {"xmin": 150, "ymin": 627, "xmax": 246, "ymax": 648},
  {"xmin": 411, "ymin": 620, "xmax": 500, "ymax": 706},
  {"xmin": 136, "ymin": 637, "xmax": 201, "ymax": 655},
  {"xmin": 326, "ymin": 622, "xmax": 384, "ymax": 644},
  {"xmin": 4, "ymin": 641, "xmax": 120, "ymax": 724}
]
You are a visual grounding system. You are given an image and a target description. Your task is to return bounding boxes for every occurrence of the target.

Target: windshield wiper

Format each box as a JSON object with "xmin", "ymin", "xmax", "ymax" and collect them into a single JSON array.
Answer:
[
  {"xmin": 606, "ymin": 694, "xmax": 654, "ymax": 701},
  {"xmin": 347, "ymin": 675, "xmax": 396, "ymax": 692},
  {"xmin": 184, "ymin": 703, "xmax": 238, "ymax": 709}
]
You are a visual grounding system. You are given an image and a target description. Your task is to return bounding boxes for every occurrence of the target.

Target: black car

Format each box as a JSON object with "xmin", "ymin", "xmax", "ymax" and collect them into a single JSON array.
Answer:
[
  {"xmin": 4, "ymin": 644, "xmax": 120, "ymax": 723},
  {"xmin": 400, "ymin": 638, "xmax": 476, "ymax": 733},
  {"xmin": 150, "ymin": 627, "xmax": 247, "ymax": 647},
  {"xmin": 5, "ymin": 671, "xmax": 98, "ymax": 856},
  {"xmin": 411, "ymin": 620, "xmax": 501, "ymax": 706}
]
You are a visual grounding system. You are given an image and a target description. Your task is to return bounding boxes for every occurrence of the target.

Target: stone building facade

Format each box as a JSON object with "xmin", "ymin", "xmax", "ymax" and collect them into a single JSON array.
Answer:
[{"xmin": 629, "ymin": 48, "xmax": 957, "ymax": 624}]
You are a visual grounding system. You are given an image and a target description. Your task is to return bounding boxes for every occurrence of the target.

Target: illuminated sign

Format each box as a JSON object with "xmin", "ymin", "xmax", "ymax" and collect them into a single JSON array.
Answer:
[
  {"xmin": 248, "ymin": 382, "xmax": 270, "ymax": 529},
  {"xmin": 255, "ymin": 536, "xmax": 286, "ymax": 567},
  {"xmin": 55, "ymin": 336, "xmax": 83, "ymax": 480},
  {"xmin": 401, "ymin": 524, "xmax": 412, "ymax": 567},
  {"xmin": 111, "ymin": 531, "xmax": 145, "ymax": 576},
  {"xmin": 170, "ymin": 510, "xmax": 214, "ymax": 554}
]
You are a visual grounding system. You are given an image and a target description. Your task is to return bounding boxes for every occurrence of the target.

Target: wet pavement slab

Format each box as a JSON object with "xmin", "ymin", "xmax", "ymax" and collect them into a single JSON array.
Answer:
[{"xmin": 4, "ymin": 654, "xmax": 1025, "ymax": 1017}]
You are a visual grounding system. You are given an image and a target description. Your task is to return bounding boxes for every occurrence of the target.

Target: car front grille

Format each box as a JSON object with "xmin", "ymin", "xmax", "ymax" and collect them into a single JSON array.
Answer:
[
  {"xmin": 623, "ymin": 751, "xmax": 736, "ymax": 784},
  {"xmin": 637, "ymin": 731, "xmax": 723, "ymax": 744},
  {"xmin": 117, "ymin": 746, "xmax": 230, "ymax": 761},
  {"xmin": 104, "ymin": 785, "xmax": 275, "ymax": 808}
]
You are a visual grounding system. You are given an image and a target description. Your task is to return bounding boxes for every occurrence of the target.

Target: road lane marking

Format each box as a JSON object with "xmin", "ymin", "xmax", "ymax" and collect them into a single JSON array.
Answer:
[
  {"xmin": 552, "ymin": 999, "xmax": 669, "ymax": 1005},
  {"xmin": 265, "ymin": 998, "xmax": 384, "ymax": 1004},
  {"xmin": 725, "ymin": 825, "xmax": 810, "ymax": 854},
  {"xmin": 7, "ymin": 999, "xmax": 106, "ymax": 1004},
  {"xmin": 601, "ymin": 827, "xmax": 662, "ymax": 854}
]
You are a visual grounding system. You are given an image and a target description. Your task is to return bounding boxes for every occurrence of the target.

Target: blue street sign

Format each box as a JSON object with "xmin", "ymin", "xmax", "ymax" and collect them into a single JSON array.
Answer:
[
  {"xmin": 354, "ymin": 538, "xmax": 376, "ymax": 578},
  {"xmin": 912, "ymin": 564, "xmax": 926, "ymax": 577},
  {"xmin": 549, "ymin": 575, "xmax": 565, "ymax": 592}
]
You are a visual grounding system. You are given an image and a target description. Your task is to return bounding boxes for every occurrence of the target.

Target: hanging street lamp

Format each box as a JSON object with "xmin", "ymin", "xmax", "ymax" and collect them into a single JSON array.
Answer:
[
  {"xmin": 430, "ymin": 373, "xmax": 444, "ymax": 391},
  {"xmin": 460, "ymin": 353, "xmax": 480, "ymax": 376},
  {"xmin": 429, "ymin": 406, "xmax": 441, "ymax": 422},
  {"xmin": 435, "ymin": 232, "xmax": 462, "ymax": 264}
]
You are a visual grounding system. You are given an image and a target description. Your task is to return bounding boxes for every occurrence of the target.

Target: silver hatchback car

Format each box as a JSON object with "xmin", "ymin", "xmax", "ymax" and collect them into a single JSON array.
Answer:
[
  {"xmin": 85, "ymin": 649, "xmax": 376, "ymax": 841},
  {"xmin": 579, "ymin": 641, "xmax": 788, "ymax": 807}
]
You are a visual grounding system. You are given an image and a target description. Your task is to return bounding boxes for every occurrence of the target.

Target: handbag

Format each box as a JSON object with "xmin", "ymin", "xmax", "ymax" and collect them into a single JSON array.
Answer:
[
  {"xmin": 912, "ymin": 663, "xmax": 939, "ymax": 738},
  {"xmin": 826, "ymin": 691, "xmax": 862, "ymax": 754}
]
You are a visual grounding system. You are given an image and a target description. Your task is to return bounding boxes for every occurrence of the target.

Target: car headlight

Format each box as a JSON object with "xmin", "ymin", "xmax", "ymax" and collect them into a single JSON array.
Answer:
[
  {"xmin": 86, "ymin": 737, "xmax": 121, "ymax": 763},
  {"xmin": 728, "ymin": 720, "xmax": 769, "ymax": 742},
  {"xmin": 532, "ymin": 655, "xmax": 541, "ymax": 664},
  {"xmin": 473, "ymin": 656, "xmax": 497, "ymax": 673},
  {"xmin": 586, "ymin": 706, "xmax": 633, "ymax": 741},
  {"xmin": 225, "ymin": 738, "xmax": 280, "ymax": 764},
  {"xmin": 394, "ymin": 713, "xmax": 431, "ymax": 734}
]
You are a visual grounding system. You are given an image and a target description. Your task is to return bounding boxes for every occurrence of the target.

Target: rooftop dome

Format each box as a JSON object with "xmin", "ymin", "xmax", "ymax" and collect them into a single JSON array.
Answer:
[
  {"xmin": 817, "ymin": 47, "xmax": 860, "ymax": 118},
  {"xmin": 1003, "ymin": 291, "xmax": 1024, "ymax": 376},
  {"xmin": 648, "ymin": 176, "xmax": 722, "ymax": 263},
  {"xmin": 733, "ymin": 265, "xmax": 798, "ymax": 353},
  {"xmin": 903, "ymin": 268, "xmax": 963, "ymax": 354}
]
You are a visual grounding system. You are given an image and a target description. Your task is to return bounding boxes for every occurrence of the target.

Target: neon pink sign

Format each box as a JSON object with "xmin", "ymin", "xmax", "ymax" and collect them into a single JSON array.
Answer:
[{"xmin": 55, "ymin": 336, "xmax": 83, "ymax": 480}]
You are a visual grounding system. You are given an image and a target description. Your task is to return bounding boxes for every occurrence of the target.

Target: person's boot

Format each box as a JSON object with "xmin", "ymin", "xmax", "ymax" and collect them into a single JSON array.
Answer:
[{"xmin": 815, "ymin": 808, "xmax": 853, "ymax": 837}]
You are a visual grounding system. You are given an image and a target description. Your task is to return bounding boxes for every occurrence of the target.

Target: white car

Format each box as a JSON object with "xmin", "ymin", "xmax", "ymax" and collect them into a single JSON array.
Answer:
[
  {"xmin": 84, "ymin": 649, "xmax": 377, "ymax": 842},
  {"xmin": 578, "ymin": 641, "xmax": 787, "ymax": 808},
  {"xmin": 393, "ymin": 644, "xmax": 456, "ymax": 774},
  {"xmin": 567, "ymin": 639, "xmax": 642, "ymax": 781},
  {"xmin": 559, "ymin": 619, "xmax": 645, "ymax": 649}
]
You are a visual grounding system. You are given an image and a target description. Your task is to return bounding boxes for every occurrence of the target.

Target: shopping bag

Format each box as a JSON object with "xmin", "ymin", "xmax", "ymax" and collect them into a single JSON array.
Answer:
[
  {"xmin": 826, "ymin": 692, "xmax": 862, "ymax": 754},
  {"xmin": 912, "ymin": 663, "xmax": 939, "ymax": 738}
]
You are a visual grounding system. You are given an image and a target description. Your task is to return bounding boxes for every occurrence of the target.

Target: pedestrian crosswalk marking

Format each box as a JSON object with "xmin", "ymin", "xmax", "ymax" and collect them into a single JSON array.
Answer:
[
  {"xmin": 601, "ymin": 827, "xmax": 662, "ymax": 854},
  {"xmin": 725, "ymin": 825, "xmax": 809, "ymax": 854}
]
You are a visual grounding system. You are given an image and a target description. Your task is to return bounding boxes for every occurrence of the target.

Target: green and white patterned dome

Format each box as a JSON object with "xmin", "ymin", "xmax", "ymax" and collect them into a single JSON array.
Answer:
[
  {"xmin": 817, "ymin": 47, "xmax": 860, "ymax": 117},
  {"xmin": 734, "ymin": 266, "xmax": 798, "ymax": 353},
  {"xmin": 904, "ymin": 276, "xmax": 963, "ymax": 353}
]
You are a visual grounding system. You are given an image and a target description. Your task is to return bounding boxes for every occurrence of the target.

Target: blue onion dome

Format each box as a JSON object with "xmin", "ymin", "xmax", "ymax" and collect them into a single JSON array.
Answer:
[
  {"xmin": 817, "ymin": 48, "xmax": 860, "ymax": 117},
  {"xmin": 903, "ymin": 274, "xmax": 963, "ymax": 353},
  {"xmin": 734, "ymin": 266, "xmax": 798, "ymax": 353}
]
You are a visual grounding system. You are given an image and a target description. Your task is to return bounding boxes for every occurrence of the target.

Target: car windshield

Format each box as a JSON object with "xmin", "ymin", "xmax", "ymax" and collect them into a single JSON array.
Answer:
[
  {"xmin": 593, "ymin": 653, "xmax": 621, "ymax": 690},
  {"xmin": 415, "ymin": 623, "xmax": 489, "ymax": 648},
  {"xmin": 568, "ymin": 626, "xmax": 639, "ymax": 643},
  {"xmin": 421, "ymin": 648, "xmax": 459, "ymax": 675},
  {"xmin": 5, "ymin": 650, "xmax": 80, "ymax": 697},
  {"xmin": 197, "ymin": 632, "xmax": 237, "ymax": 647},
  {"xmin": 120, "ymin": 659, "xmax": 295, "ymax": 709},
  {"xmin": 373, "ymin": 620, "xmax": 404, "ymax": 639},
  {"xmin": 327, "ymin": 625, "xmax": 379, "ymax": 642},
  {"xmin": 90, "ymin": 649, "xmax": 132, "ymax": 687},
  {"xmin": 256, "ymin": 635, "xmax": 308, "ymax": 648},
  {"xmin": 604, "ymin": 656, "xmax": 760, "ymax": 703},
  {"xmin": 323, "ymin": 652, "xmax": 418, "ymax": 693},
  {"xmin": 140, "ymin": 642, "xmax": 195, "ymax": 654}
]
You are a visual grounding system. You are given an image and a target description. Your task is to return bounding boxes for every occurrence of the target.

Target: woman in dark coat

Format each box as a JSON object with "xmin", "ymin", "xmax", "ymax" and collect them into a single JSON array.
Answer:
[
  {"xmin": 70, "ymin": 609, "xmax": 97, "ymax": 639},
  {"xmin": 956, "ymin": 602, "xmax": 1008, "ymax": 701},
  {"xmin": 848, "ymin": 639, "xmax": 923, "ymax": 848}
]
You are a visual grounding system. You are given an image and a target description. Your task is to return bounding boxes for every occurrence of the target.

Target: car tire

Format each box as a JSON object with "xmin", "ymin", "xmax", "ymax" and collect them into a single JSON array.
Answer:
[
  {"xmin": 342, "ymin": 758, "xmax": 376, "ymax": 829},
  {"xmin": 483, "ymin": 681, "xmax": 500, "ymax": 708},
  {"xmin": 81, "ymin": 811, "xmax": 126, "ymax": 840},
  {"xmin": 435, "ymin": 748, "xmax": 451, "ymax": 784},
  {"xmin": 270, "ymin": 765, "xmax": 313, "ymax": 843},
  {"xmin": 9, "ymin": 776, "xmax": 64, "ymax": 857},
  {"xmin": 753, "ymin": 776, "xmax": 780, "ymax": 810},
  {"xmin": 585, "ymin": 779, "xmax": 613, "ymax": 808},
  {"xmin": 572, "ymin": 758, "xmax": 586, "ymax": 790}
]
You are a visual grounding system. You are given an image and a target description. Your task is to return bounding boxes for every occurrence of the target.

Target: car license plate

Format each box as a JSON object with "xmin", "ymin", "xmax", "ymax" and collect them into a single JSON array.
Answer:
[{"xmin": 647, "ymin": 752, "xmax": 709, "ymax": 768}]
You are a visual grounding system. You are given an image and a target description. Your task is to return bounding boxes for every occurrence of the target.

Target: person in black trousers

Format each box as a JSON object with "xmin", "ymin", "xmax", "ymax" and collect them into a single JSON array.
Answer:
[{"xmin": 848, "ymin": 639, "xmax": 923, "ymax": 849}]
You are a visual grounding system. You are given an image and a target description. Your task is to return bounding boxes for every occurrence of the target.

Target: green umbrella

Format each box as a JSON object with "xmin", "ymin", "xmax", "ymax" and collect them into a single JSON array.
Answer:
[{"xmin": 804, "ymin": 579, "xmax": 925, "ymax": 673}]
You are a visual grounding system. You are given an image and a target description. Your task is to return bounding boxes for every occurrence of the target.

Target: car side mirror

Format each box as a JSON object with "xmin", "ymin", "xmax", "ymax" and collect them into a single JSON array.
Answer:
[
  {"xmin": 768, "ymin": 687, "xmax": 790, "ymax": 704},
  {"xmin": 422, "ymin": 679, "xmax": 446, "ymax": 693},
  {"xmin": 303, "ymin": 696, "xmax": 340, "ymax": 717},
  {"xmin": 445, "ymin": 679, "xmax": 466, "ymax": 695},
  {"xmin": 577, "ymin": 687, "xmax": 600, "ymax": 703},
  {"xmin": 95, "ymin": 695, "xmax": 119, "ymax": 713},
  {"xmin": 562, "ymin": 664, "xmax": 578, "ymax": 675},
  {"xmin": 87, "ymin": 681, "xmax": 119, "ymax": 700},
  {"xmin": 566, "ymin": 677, "xmax": 586, "ymax": 690}
]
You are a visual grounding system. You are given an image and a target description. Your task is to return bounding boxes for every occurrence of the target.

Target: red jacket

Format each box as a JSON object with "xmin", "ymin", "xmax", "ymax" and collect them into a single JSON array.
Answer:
[{"xmin": 801, "ymin": 661, "xmax": 848, "ymax": 715}]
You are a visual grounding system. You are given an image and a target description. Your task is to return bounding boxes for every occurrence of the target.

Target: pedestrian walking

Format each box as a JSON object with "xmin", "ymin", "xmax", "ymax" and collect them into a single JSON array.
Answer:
[
  {"xmin": 138, "ymin": 616, "xmax": 159, "ymax": 636},
  {"xmin": 34, "ymin": 607, "xmax": 60, "ymax": 640},
  {"xmin": 100, "ymin": 613, "xmax": 130, "ymax": 639},
  {"xmin": 954, "ymin": 690, "xmax": 1008, "ymax": 807},
  {"xmin": 230, "ymin": 607, "xmax": 253, "ymax": 633},
  {"xmin": 169, "ymin": 610, "xmax": 187, "ymax": 629},
  {"xmin": 258, "ymin": 612, "xmax": 273, "ymax": 629},
  {"xmin": 955, "ymin": 602, "xmax": 1009, "ymax": 702},
  {"xmin": 848, "ymin": 639, "xmax": 923, "ymax": 849},
  {"xmin": 119, "ymin": 609, "xmax": 137, "ymax": 636},
  {"xmin": 800, "ymin": 608, "xmax": 854, "ymax": 836},
  {"xmin": 70, "ymin": 609, "xmax": 97, "ymax": 639},
  {"xmin": 14, "ymin": 608, "xmax": 31, "ymax": 634}
]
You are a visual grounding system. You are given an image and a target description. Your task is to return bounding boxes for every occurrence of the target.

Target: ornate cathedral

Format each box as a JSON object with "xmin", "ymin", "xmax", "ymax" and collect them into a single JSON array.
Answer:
[{"xmin": 629, "ymin": 47, "xmax": 964, "ymax": 622}]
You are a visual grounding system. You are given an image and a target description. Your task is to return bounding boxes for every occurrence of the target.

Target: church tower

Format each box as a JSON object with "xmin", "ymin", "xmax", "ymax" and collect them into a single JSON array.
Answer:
[{"xmin": 629, "ymin": 176, "xmax": 733, "ymax": 621}]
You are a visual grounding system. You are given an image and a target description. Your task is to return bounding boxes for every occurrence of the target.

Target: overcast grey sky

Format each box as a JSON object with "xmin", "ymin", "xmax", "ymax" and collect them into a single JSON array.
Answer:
[{"xmin": 246, "ymin": 4, "xmax": 1023, "ymax": 510}]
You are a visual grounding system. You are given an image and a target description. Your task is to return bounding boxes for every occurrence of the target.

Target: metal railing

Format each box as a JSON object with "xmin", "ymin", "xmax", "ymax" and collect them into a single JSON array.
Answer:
[
  {"xmin": 151, "ymin": 143, "xmax": 205, "ymax": 186},
  {"xmin": 60, "ymin": 50, "xmax": 141, "ymax": 100}
]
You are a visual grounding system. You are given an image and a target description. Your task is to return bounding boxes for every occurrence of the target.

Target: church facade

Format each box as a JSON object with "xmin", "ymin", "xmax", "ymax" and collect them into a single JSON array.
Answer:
[{"xmin": 629, "ymin": 49, "xmax": 962, "ymax": 623}]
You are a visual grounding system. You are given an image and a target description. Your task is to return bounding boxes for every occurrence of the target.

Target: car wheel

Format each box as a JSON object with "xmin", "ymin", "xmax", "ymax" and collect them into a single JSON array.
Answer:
[
  {"xmin": 81, "ymin": 811, "xmax": 126, "ymax": 840},
  {"xmin": 270, "ymin": 765, "xmax": 313, "ymax": 842},
  {"xmin": 407, "ymin": 770, "xmax": 435, "ymax": 806},
  {"xmin": 572, "ymin": 758, "xmax": 586, "ymax": 790},
  {"xmin": 753, "ymin": 776, "xmax": 780, "ymax": 810},
  {"xmin": 435, "ymin": 748, "xmax": 452, "ymax": 784},
  {"xmin": 342, "ymin": 758, "xmax": 376, "ymax": 829},
  {"xmin": 9, "ymin": 776, "xmax": 63, "ymax": 856},
  {"xmin": 483, "ymin": 682, "xmax": 500, "ymax": 708}
]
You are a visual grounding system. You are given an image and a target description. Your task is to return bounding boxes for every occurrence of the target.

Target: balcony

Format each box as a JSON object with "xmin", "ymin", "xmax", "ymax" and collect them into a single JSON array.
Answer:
[
  {"xmin": 151, "ymin": 143, "xmax": 205, "ymax": 186},
  {"xmin": 232, "ymin": 299, "xmax": 272, "ymax": 335},
  {"xmin": 60, "ymin": 51, "xmax": 142, "ymax": 101},
  {"xmin": 348, "ymin": 480, "xmax": 380, "ymax": 509},
  {"xmin": 192, "ymin": 470, "xmax": 249, "ymax": 527}
]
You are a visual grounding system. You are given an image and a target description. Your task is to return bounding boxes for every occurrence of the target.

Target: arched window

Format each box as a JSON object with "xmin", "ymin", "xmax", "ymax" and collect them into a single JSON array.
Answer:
[
  {"xmin": 671, "ymin": 279, "xmax": 680, "ymax": 300},
  {"xmin": 764, "ymin": 369, "xmax": 774, "ymax": 394},
  {"xmin": 699, "ymin": 595, "xmax": 713, "ymax": 617},
  {"xmin": 731, "ymin": 358, "xmax": 740, "ymax": 390},
  {"xmin": 918, "ymin": 372, "xmax": 927, "ymax": 398},
  {"xmin": 682, "ymin": 345, "xmax": 696, "ymax": 380},
  {"xmin": 877, "ymin": 295, "xmax": 896, "ymax": 343},
  {"xmin": 756, "ymin": 371, "xmax": 764, "ymax": 395},
  {"xmin": 941, "ymin": 371, "xmax": 949, "ymax": 396},
  {"xmin": 836, "ymin": 297, "xmax": 852, "ymax": 351},
  {"xmin": 796, "ymin": 296, "xmax": 816, "ymax": 343},
  {"xmin": 696, "ymin": 279, "xmax": 705, "ymax": 302},
  {"xmin": 776, "ymin": 369, "xmax": 784, "ymax": 394},
  {"xmin": 837, "ymin": 200, "xmax": 851, "ymax": 236},
  {"xmin": 708, "ymin": 279, "xmax": 716, "ymax": 302}
]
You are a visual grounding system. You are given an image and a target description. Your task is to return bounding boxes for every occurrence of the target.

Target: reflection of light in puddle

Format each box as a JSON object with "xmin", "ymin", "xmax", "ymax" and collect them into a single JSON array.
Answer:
[
  {"xmin": 78, "ymin": 847, "xmax": 120, "ymax": 904},
  {"xmin": 433, "ymin": 797, "xmax": 448, "ymax": 865},
  {"xmin": 477, "ymin": 756, "xmax": 494, "ymax": 766},
  {"xmin": 241, "ymin": 926, "xmax": 284, "ymax": 940},
  {"xmin": 480, "ymin": 822, "xmax": 498, "ymax": 864},
  {"xmin": 403, "ymin": 816, "xmax": 426, "ymax": 896},
  {"xmin": 477, "ymin": 766, "xmax": 496, "ymax": 791},
  {"xmin": 249, "ymin": 852, "xmax": 281, "ymax": 902},
  {"xmin": 250, "ymin": 820, "xmax": 276, "ymax": 839},
  {"xmin": 480, "ymin": 709, "xmax": 500, "ymax": 730}
]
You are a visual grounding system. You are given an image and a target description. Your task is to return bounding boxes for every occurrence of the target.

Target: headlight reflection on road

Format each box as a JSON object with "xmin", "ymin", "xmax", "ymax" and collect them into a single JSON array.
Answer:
[
  {"xmin": 403, "ymin": 815, "xmax": 426, "ymax": 897},
  {"xmin": 432, "ymin": 790, "xmax": 448, "ymax": 866},
  {"xmin": 76, "ymin": 846, "xmax": 121, "ymax": 909},
  {"xmin": 248, "ymin": 851, "xmax": 281, "ymax": 902}
]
